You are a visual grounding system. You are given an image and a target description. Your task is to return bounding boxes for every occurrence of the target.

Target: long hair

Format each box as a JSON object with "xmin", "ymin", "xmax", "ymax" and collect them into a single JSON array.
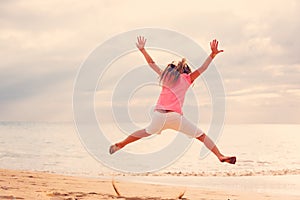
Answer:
[{"xmin": 159, "ymin": 58, "xmax": 191, "ymax": 87}]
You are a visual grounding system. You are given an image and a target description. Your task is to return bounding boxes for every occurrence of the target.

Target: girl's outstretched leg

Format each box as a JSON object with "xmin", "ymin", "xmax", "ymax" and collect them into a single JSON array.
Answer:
[
  {"xmin": 109, "ymin": 129, "xmax": 151, "ymax": 154},
  {"xmin": 197, "ymin": 134, "xmax": 236, "ymax": 164}
]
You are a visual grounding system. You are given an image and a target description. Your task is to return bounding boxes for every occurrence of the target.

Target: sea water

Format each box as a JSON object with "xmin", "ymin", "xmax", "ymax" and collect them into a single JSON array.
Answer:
[{"xmin": 0, "ymin": 122, "xmax": 299, "ymax": 195}]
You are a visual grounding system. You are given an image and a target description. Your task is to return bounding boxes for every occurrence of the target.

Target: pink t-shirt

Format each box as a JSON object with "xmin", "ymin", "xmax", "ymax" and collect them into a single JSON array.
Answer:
[{"xmin": 155, "ymin": 73, "xmax": 192, "ymax": 115}]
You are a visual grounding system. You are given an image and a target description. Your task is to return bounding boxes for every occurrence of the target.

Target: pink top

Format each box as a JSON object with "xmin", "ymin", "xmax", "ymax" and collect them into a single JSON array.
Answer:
[{"xmin": 155, "ymin": 73, "xmax": 193, "ymax": 115}]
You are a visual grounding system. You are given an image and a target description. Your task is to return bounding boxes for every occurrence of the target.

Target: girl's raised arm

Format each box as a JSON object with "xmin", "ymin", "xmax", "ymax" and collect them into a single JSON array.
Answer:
[
  {"xmin": 136, "ymin": 36, "xmax": 162, "ymax": 75},
  {"xmin": 190, "ymin": 39, "xmax": 223, "ymax": 82}
]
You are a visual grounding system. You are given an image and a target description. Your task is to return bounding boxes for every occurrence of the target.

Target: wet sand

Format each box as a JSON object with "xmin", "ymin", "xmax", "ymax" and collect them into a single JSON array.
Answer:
[{"xmin": 0, "ymin": 168, "xmax": 298, "ymax": 200}]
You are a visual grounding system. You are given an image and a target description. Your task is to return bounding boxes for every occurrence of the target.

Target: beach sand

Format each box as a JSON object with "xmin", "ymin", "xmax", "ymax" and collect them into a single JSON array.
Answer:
[{"xmin": 0, "ymin": 168, "xmax": 297, "ymax": 200}]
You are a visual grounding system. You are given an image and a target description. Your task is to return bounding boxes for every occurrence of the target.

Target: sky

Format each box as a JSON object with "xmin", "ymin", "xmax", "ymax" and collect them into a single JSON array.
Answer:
[{"xmin": 0, "ymin": 0, "xmax": 299, "ymax": 124}]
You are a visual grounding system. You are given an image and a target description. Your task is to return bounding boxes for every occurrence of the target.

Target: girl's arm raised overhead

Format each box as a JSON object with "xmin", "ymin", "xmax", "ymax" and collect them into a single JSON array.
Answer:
[
  {"xmin": 136, "ymin": 36, "xmax": 162, "ymax": 75},
  {"xmin": 190, "ymin": 39, "xmax": 223, "ymax": 82}
]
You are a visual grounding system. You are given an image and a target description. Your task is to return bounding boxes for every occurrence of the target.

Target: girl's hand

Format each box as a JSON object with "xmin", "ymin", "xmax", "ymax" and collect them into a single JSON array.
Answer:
[
  {"xmin": 210, "ymin": 39, "xmax": 224, "ymax": 58},
  {"xmin": 136, "ymin": 36, "xmax": 146, "ymax": 50}
]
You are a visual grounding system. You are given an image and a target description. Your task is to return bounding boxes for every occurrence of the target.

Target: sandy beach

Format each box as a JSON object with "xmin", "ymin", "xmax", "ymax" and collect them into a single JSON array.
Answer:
[{"xmin": 1, "ymin": 168, "xmax": 299, "ymax": 200}]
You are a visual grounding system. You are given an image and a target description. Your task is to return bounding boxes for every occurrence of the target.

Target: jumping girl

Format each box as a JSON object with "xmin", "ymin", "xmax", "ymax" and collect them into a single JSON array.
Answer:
[{"xmin": 109, "ymin": 36, "xmax": 236, "ymax": 165}]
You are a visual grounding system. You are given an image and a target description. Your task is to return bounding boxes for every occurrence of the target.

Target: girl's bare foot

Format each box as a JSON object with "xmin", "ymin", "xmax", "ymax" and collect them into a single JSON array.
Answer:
[
  {"xmin": 219, "ymin": 156, "xmax": 236, "ymax": 164},
  {"xmin": 109, "ymin": 144, "xmax": 121, "ymax": 154}
]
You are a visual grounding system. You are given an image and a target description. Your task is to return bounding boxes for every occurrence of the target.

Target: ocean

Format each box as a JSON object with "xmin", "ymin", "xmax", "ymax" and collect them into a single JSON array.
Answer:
[{"xmin": 0, "ymin": 122, "xmax": 299, "ymax": 196}]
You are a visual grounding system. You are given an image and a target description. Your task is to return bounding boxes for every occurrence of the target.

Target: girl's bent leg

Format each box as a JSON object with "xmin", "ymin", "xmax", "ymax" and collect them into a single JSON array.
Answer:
[
  {"xmin": 197, "ymin": 134, "xmax": 236, "ymax": 164},
  {"xmin": 117, "ymin": 129, "xmax": 151, "ymax": 148},
  {"xmin": 109, "ymin": 129, "xmax": 151, "ymax": 154}
]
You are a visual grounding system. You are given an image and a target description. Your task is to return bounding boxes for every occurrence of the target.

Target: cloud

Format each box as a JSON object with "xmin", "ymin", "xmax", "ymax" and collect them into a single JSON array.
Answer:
[
  {"xmin": 0, "ymin": 67, "xmax": 75, "ymax": 121},
  {"xmin": 0, "ymin": 0, "xmax": 299, "ymax": 123}
]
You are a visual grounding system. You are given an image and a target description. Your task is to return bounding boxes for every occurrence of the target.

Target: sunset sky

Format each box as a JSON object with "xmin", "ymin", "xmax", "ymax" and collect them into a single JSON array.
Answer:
[{"xmin": 1, "ymin": 0, "xmax": 299, "ymax": 123}]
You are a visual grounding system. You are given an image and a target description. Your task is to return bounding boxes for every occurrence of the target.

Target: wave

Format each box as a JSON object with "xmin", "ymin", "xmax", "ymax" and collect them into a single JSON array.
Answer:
[{"xmin": 109, "ymin": 168, "xmax": 300, "ymax": 177}]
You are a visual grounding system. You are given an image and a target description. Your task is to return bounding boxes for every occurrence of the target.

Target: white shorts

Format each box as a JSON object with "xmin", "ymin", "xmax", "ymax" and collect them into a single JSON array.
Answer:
[{"xmin": 145, "ymin": 111, "xmax": 204, "ymax": 138}]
